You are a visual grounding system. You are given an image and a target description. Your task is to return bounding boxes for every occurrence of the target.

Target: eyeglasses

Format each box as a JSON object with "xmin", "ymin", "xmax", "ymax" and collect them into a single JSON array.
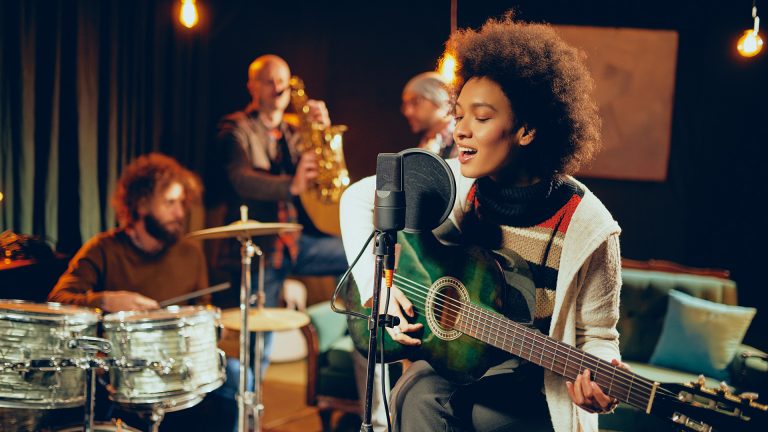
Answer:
[{"xmin": 401, "ymin": 95, "xmax": 426, "ymax": 113}]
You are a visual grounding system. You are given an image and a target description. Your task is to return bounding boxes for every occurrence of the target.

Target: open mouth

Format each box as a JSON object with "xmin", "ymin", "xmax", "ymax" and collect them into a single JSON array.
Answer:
[{"xmin": 458, "ymin": 146, "xmax": 477, "ymax": 163}]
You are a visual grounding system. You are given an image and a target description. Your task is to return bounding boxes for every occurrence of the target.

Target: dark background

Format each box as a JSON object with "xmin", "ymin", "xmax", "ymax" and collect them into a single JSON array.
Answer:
[{"xmin": 2, "ymin": 0, "xmax": 767, "ymax": 349}]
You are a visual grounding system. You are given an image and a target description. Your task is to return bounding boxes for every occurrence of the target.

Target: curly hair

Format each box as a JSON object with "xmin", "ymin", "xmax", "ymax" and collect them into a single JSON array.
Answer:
[
  {"xmin": 447, "ymin": 13, "xmax": 601, "ymax": 176},
  {"xmin": 113, "ymin": 153, "xmax": 202, "ymax": 227}
]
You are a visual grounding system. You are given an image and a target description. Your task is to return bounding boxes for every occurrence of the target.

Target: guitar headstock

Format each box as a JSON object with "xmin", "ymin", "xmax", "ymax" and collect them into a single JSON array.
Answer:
[{"xmin": 652, "ymin": 376, "xmax": 767, "ymax": 431}]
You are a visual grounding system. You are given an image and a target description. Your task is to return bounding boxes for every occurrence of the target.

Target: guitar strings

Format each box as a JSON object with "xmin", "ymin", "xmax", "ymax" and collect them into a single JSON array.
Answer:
[
  {"xmin": 390, "ymin": 274, "xmax": 654, "ymax": 407},
  {"xmin": 392, "ymin": 272, "xmax": 670, "ymax": 404},
  {"xmin": 391, "ymin": 272, "xmax": 679, "ymax": 405},
  {"xmin": 391, "ymin": 273, "xmax": 664, "ymax": 407},
  {"xmin": 394, "ymin": 271, "xmax": 681, "ymax": 404}
]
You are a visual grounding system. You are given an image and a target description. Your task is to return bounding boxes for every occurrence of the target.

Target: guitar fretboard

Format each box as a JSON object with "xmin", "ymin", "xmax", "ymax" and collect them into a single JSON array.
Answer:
[{"xmin": 454, "ymin": 301, "xmax": 657, "ymax": 412}]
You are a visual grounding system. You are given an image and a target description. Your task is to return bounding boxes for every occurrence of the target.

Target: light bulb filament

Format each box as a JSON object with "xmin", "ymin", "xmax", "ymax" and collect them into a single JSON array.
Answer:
[{"xmin": 180, "ymin": 0, "xmax": 199, "ymax": 29}]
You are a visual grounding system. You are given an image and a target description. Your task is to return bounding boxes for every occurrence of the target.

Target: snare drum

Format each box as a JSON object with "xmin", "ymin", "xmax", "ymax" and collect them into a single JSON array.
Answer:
[
  {"xmin": 0, "ymin": 300, "xmax": 100, "ymax": 409},
  {"xmin": 103, "ymin": 306, "xmax": 225, "ymax": 410}
]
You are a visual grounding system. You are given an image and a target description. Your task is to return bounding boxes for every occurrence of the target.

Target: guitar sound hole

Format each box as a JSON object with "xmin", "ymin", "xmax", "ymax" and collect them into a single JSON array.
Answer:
[{"xmin": 434, "ymin": 285, "xmax": 461, "ymax": 330}]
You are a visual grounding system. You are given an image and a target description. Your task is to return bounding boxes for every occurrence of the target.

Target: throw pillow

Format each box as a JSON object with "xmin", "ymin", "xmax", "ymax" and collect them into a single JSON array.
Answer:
[{"xmin": 649, "ymin": 289, "xmax": 756, "ymax": 380}]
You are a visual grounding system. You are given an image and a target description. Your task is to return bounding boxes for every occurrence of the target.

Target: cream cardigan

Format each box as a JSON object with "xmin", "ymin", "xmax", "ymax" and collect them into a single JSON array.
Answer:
[{"xmin": 339, "ymin": 159, "xmax": 622, "ymax": 432}]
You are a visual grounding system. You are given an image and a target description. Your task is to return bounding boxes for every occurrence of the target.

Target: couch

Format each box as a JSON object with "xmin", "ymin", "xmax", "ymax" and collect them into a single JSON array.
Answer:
[{"xmin": 599, "ymin": 259, "xmax": 767, "ymax": 432}]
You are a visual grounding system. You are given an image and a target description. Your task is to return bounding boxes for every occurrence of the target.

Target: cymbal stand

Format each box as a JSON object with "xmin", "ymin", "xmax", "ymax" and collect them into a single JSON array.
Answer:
[{"xmin": 237, "ymin": 206, "xmax": 266, "ymax": 432}]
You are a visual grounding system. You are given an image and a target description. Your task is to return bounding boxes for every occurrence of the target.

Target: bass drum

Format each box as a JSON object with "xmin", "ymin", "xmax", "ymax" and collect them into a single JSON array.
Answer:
[{"xmin": 56, "ymin": 419, "xmax": 140, "ymax": 431}]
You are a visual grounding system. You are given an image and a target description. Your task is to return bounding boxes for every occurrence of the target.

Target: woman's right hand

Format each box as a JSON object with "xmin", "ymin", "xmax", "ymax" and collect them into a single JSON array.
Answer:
[{"xmin": 379, "ymin": 286, "xmax": 423, "ymax": 346}]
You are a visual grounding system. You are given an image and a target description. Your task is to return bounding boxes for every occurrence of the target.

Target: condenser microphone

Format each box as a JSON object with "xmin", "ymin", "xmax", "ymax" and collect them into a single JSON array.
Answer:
[{"xmin": 374, "ymin": 153, "xmax": 406, "ymax": 233}]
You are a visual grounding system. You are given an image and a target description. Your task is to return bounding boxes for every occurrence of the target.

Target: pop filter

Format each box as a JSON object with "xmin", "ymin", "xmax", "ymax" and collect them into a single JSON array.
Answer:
[{"xmin": 399, "ymin": 148, "xmax": 456, "ymax": 233}]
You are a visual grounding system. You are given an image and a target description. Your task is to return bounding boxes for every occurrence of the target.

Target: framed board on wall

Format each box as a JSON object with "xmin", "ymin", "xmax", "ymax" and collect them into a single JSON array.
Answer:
[{"xmin": 554, "ymin": 25, "xmax": 678, "ymax": 182}]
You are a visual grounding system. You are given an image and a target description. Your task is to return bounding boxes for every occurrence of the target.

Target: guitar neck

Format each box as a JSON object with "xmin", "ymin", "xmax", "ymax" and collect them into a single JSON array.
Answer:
[{"xmin": 455, "ymin": 302, "xmax": 658, "ymax": 413}]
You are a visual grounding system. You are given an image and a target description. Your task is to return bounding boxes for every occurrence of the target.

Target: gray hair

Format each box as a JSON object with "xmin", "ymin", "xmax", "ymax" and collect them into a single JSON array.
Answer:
[{"xmin": 403, "ymin": 72, "xmax": 450, "ymax": 109}]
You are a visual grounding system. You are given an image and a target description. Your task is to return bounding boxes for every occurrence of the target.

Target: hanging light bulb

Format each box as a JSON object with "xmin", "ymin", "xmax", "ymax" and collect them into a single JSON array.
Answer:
[
  {"xmin": 438, "ymin": 52, "xmax": 457, "ymax": 85},
  {"xmin": 737, "ymin": 2, "xmax": 763, "ymax": 57},
  {"xmin": 180, "ymin": 0, "xmax": 199, "ymax": 29}
]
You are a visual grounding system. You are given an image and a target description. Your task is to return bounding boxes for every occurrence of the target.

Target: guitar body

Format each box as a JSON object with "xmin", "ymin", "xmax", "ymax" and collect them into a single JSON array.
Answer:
[{"xmin": 345, "ymin": 231, "xmax": 534, "ymax": 384}]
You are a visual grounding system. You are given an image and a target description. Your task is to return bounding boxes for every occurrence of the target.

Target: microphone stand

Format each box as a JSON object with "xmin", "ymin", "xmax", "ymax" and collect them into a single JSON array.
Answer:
[
  {"xmin": 361, "ymin": 152, "xmax": 406, "ymax": 431},
  {"xmin": 360, "ymin": 231, "xmax": 397, "ymax": 432}
]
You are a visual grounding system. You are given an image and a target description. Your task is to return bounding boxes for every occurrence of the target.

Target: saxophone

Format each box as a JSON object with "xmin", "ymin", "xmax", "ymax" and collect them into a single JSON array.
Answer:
[{"xmin": 288, "ymin": 76, "xmax": 349, "ymax": 236}]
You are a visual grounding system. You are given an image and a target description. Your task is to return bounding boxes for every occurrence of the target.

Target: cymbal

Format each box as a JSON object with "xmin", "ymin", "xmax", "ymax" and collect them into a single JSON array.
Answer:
[
  {"xmin": 187, "ymin": 220, "xmax": 302, "ymax": 240},
  {"xmin": 220, "ymin": 307, "xmax": 309, "ymax": 332}
]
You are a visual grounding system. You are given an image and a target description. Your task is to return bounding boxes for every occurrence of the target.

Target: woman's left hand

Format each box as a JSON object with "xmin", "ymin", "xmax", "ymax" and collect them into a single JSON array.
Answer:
[{"xmin": 566, "ymin": 358, "xmax": 629, "ymax": 414}]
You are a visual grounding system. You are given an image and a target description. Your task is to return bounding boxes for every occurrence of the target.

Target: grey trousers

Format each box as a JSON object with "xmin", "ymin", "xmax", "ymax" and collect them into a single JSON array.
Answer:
[{"xmin": 391, "ymin": 360, "xmax": 553, "ymax": 432}]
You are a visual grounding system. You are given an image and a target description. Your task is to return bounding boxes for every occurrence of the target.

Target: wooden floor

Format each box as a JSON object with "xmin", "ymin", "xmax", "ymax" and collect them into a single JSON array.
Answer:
[
  {"xmin": 261, "ymin": 360, "xmax": 320, "ymax": 431},
  {"xmin": 262, "ymin": 360, "xmax": 361, "ymax": 432}
]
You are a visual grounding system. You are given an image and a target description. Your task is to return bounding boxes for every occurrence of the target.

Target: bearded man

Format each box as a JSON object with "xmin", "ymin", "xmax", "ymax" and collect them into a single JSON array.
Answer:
[{"xmin": 49, "ymin": 152, "xmax": 208, "ymax": 311}]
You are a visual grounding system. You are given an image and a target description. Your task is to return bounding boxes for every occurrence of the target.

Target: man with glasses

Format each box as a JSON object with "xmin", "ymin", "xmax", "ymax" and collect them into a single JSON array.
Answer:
[{"xmin": 401, "ymin": 72, "xmax": 457, "ymax": 158}]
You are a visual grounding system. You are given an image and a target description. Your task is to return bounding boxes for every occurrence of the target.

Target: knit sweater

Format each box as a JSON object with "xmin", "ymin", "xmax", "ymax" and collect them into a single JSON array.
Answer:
[
  {"xmin": 48, "ymin": 229, "xmax": 209, "ymax": 312},
  {"xmin": 339, "ymin": 158, "xmax": 622, "ymax": 432},
  {"xmin": 464, "ymin": 176, "xmax": 585, "ymax": 334}
]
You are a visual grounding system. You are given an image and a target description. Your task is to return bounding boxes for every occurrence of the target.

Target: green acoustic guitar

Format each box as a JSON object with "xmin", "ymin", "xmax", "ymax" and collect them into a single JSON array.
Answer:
[{"xmin": 344, "ymin": 231, "xmax": 767, "ymax": 432}]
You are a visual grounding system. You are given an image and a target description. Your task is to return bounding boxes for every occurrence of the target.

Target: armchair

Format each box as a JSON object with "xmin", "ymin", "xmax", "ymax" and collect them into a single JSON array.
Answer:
[{"xmin": 305, "ymin": 301, "xmax": 402, "ymax": 432}]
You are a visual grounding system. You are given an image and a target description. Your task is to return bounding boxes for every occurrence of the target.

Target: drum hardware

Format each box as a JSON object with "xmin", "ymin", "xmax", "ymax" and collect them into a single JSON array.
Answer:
[
  {"xmin": 76, "ymin": 335, "xmax": 112, "ymax": 432},
  {"xmin": 108, "ymin": 357, "xmax": 189, "ymax": 376},
  {"xmin": 187, "ymin": 205, "xmax": 309, "ymax": 432},
  {"xmin": 68, "ymin": 335, "xmax": 113, "ymax": 354}
]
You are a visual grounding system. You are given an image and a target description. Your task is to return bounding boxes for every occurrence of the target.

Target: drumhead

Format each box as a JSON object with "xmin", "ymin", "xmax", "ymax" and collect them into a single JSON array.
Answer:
[
  {"xmin": 103, "ymin": 305, "xmax": 220, "ymax": 329},
  {"xmin": 0, "ymin": 300, "xmax": 101, "ymax": 325}
]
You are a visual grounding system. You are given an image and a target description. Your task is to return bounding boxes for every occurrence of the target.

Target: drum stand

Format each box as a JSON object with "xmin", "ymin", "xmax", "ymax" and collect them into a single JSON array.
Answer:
[
  {"xmin": 237, "ymin": 235, "xmax": 265, "ymax": 432},
  {"xmin": 69, "ymin": 336, "xmax": 112, "ymax": 432},
  {"xmin": 138, "ymin": 405, "xmax": 166, "ymax": 432}
]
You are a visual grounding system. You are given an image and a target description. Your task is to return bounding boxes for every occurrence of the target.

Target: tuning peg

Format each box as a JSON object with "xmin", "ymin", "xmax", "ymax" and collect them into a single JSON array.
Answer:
[
  {"xmin": 740, "ymin": 392, "xmax": 759, "ymax": 402},
  {"xmin": 694, "ymin": 375, "xmax": 706, "ymax": 388}
]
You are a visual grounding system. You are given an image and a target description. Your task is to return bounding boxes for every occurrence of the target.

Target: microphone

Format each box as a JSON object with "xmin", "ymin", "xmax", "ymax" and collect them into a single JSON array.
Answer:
[
  {"xmin": 374, "ymin": 153, "xmax": 405, "ymax": 233},
  {"xmin": 374, "ymin": 153, "xmax": 405, "ymax": 288}
]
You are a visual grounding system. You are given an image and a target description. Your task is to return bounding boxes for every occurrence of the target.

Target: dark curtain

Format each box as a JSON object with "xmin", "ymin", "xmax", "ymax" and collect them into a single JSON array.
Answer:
[{"xmin": 0, "ymin": 0, "xmax": 210, "ymax": 253}]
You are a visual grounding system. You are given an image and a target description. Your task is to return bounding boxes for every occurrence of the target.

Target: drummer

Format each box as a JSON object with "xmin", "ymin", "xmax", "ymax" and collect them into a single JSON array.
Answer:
[
  {"xmin": 48, "ymin": 152, "xmax": 215, "ymax": 430},
  {"xmin": 49, "ymin": 152, "xmax": 208, "ymax": 311}
]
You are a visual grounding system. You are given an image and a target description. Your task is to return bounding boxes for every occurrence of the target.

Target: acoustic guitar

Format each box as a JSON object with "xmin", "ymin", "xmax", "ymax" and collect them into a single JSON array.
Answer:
[{"xmin": 345, "ymin": 231, "xmax": 767, "ymax": 432}]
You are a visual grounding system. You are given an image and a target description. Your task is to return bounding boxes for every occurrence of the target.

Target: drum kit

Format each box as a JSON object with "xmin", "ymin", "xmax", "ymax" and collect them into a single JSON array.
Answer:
[{"xmin": 0, "ymin": 207, "xmax": 307, "ymax": 432}]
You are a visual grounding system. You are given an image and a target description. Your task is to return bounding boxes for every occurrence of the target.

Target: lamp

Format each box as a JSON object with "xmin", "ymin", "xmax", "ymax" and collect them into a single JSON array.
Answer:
[
  {"xmin": 737, "ymin": 1, "xmax": 763, "ymax": 57},
  {"xmin": 438, "ymin": 52, "xmax": 457, "ymax": 84},
  {"xmin": 180, "ymin": 0, "xmax": 199, "ymax": 29},
  {"xmin": 437, "ymin": 0, "xmax": 458, "ymax": 84}
]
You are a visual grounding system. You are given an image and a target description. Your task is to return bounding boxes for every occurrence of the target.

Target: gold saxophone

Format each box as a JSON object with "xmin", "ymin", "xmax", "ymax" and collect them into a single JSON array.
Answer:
[{"xmin": 288, "ymin": 75, "xmax": 349, "ymax": 236}]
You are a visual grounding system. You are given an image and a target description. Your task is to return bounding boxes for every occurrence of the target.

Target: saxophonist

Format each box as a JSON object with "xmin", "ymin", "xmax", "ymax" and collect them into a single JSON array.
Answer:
[{"xmin": 207, "ymin": 54, "xmax": 349, "ymax": 431}]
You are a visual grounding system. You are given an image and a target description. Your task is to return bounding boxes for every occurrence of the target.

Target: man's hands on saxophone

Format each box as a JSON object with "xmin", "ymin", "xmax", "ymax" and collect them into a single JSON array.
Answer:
[
  {"xmin": 305, "ymin": 99, "xmax": 330, "ymax": 127},
  {"xmin": 288, "ymin": 98, "xmax": 329, "ymax": 196},
  {"xmin": 290, "ymin": 152, "xmax": 319, "ymax": 196}
]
